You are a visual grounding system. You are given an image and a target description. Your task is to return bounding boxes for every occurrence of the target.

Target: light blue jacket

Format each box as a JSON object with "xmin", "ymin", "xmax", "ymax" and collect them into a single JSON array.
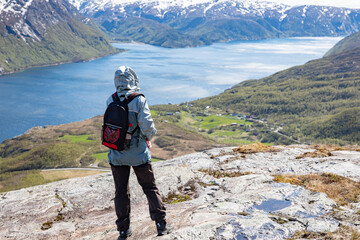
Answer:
[{"xmin": 106, "ymin": 66, "xmax": 157, "ymax": 166}]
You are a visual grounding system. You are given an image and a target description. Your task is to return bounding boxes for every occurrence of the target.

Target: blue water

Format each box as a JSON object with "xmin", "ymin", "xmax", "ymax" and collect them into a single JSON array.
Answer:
[
  {"xmin": 254, "ymin": 199, "xmax": 292, "ymax": 212},
  {"xmin": 0, "ymin": 37, "xmax": 342, "ymax": 142}
]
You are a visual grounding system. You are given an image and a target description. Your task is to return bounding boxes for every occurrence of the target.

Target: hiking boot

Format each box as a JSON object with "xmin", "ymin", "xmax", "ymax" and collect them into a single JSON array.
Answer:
[
  {"xmin": 118, "ymin": 227, "xmax": 132, "ymax": 239},
  {"xmin": 156, "ymin": 220, "xmax": 171, "ymax": 236}
]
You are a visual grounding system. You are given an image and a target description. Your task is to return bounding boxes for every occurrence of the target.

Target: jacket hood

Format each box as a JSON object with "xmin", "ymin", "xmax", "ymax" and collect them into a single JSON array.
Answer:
[{"xmin": 114, "ymin": 66, "xmax": 140, "ymax": 94}]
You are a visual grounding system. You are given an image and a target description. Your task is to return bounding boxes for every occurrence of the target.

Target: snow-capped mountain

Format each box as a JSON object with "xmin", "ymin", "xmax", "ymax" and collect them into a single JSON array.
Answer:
[
  {"xmin": 0, "ymin": 0, "xmax": 80, "ymax": 42},
  {"xmin": 67, "ymin": 0, "xmax": 360, "ymax": 48},
  {"xmin": 0, "ymin": 0, "xmax": 117, "ymax": 75},
  {"xmin": 69, "ymin": 0, "xmax": 290, "ymax": 19}
]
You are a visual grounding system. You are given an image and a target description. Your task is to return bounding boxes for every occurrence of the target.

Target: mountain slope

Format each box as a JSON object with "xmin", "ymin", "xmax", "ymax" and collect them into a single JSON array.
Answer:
[
  {"xmin": 191, "ymin": 35, "xmax": 360, "ymax": 144},
  {"xmin": 324, "ymin": 31, "xmax": 360, "ymax": 57},
  {"xmin": 68, "ymin": 0, "xmax": 360, "ymax": 47},
  {"xmin": 0, "ymin": 0, "xmax": 119, "ymax": 75}
]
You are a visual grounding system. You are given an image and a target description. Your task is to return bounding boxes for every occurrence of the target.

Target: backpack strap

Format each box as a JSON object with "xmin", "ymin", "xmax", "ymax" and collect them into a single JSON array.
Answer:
[
  {"xmin": 124, "ymin": 92, "xmax": 145, "ymax": 104},
  {"xmin": 112, "ymin": 92, "xmax": 120, "ymax": 102},
  {"xmin": 126, "ymin": 92, "xmax": 144, "ymax": 136}
]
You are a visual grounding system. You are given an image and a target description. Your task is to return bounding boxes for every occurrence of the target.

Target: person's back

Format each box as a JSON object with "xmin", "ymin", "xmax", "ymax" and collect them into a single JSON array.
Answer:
[{"xmin": 106, "ymin": 66, "xmax": 169, "ymax": 239}]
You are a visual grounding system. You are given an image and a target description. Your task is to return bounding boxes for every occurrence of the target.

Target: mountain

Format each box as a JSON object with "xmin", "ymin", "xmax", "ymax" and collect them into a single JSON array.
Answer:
[
  {"xmin": 68, "ymin": 0, "xmax": 360, "ymax": 47},
  {"xmin": 324, "ymin": 31, "xmax": 360, "ymax": 56},
  {"xmin": 191, "ymin": 32, "xmax": 360, "ymax": 145},
  {"xmin": 0, "ymin": 0, "xmax": 119, "ymax": 75}
]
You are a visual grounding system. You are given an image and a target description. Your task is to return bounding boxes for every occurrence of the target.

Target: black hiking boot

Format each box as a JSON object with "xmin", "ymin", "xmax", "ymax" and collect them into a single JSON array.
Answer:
[
  {"xmin": 118, "ymin": 227, "xmax": 132, "ymax": 239},
  {"xmin": 156, "ymin": 220, "xmax": 171, "ymax": 236}
]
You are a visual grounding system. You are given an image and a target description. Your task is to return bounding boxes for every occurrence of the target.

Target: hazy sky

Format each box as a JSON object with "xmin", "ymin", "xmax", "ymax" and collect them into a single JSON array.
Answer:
[{"xmin": 263, "ymin": 0, "xmax": 360, "ymax": 9}]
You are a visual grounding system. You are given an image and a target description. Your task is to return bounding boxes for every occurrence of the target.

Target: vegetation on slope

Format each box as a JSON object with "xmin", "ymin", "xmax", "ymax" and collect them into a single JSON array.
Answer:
[
  {"xmin": 191, "ymin": 46, "xmax": 360, "ymax": 145},
  {"xmin": 0, "ymin": 20, "xmax": 119, "ymax": 74},
  {"xmin": 101, "ymin": 17, "xmax": 206, "ymax": 48},
  {"xmin": 324, "ymin": 31, "xmax": 360, "ymax": 57},
  {"xmin": 0, "ymin": 110, "xmax": 222, "ymax": 192},
  {"xmin": 0, "ymin": 0, "xmax": 120, "ymax": 75}
]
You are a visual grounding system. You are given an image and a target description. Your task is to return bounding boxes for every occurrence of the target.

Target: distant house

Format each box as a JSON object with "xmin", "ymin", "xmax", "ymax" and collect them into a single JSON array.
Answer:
[
  {"xmin": 205, "ymin": 106, "xmax": 210, "ymax": 109},
  {"xmin": 175, "ymin": 112, "xmax": 180, "ymax": 115},
  {"xmin": 231, "ymin": 123, "xmax": 237, "ymax": 126},
  {"xmin": 166, "ymin": 112, "xmax": 173, "ymax": 116}
]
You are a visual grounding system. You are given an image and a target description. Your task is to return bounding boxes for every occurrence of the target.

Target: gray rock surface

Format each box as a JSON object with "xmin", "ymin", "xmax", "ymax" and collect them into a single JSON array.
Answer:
[{"xmin": 0, "ymin": 145, "xmax": 359, "ymax": 239}]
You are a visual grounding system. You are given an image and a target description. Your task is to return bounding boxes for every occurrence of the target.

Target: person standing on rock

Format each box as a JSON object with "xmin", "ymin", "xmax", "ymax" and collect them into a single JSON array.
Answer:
[{"xmin": 105, "ymin": 66, "xmax": 169, "ymax": 239}]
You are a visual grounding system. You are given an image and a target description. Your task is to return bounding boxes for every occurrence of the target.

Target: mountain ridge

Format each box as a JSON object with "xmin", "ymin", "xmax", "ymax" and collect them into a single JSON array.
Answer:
[
  {"xmin": 0, "ymin": 0, "xmax": 119, "ymax": 75},
  {"xmin": 68, "ymin": 0, "xmax": 360, "ymax": 47},
  {"xmin": 324, "ymin": 31, "xmax": 360, "ymax": 57}
]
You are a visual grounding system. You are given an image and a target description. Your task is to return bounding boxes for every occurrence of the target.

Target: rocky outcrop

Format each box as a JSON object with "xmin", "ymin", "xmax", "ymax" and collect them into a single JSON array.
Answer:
[{"xmin": 0, "ymin": 145, "xmax": 359, "ymax": 239}]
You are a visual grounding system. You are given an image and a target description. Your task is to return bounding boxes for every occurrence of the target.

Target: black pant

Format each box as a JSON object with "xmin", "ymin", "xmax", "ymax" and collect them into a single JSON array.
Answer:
[{"xmin": 111, "ymin": 162, "xmax": 166, "ymax": 231}]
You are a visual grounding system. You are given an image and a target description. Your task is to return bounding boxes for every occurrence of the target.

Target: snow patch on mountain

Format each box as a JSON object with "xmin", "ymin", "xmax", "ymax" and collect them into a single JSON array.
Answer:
[
  {"xmin": 0, "ymin": 0, "xmax": 34, "ymax": 15},
  {"xmin": 68, "ymin": 0, "xmax": 291, "ymax": 18}
]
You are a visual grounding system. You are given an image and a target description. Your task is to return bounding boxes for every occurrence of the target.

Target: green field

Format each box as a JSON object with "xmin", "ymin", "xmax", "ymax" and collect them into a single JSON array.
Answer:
[
  {"xmin": 60, "ymin": 135, "xmax": 94, "ymax": 143},
  {"xmin": 196, "ymin": 115, "xmax": 251, "ymax": 129},
  {"xmin": 93, "ymin": 152, "xmax": 108, "ymax": 162},
  {"xmin": 149, "ymin": 108, "xmax": 263, "ymax": 145}
]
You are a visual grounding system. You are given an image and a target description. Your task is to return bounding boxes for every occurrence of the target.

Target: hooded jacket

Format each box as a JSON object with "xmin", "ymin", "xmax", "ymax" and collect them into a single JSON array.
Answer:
[{"xmin": 106, "ymin": 66, "xmax": 157, "ymax": 166}]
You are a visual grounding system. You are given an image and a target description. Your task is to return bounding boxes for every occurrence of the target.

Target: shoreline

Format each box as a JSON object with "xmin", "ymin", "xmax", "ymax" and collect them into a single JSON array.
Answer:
[{"xmin": 0, "ymin": 48, "xmax": 124, "ymax": 77}]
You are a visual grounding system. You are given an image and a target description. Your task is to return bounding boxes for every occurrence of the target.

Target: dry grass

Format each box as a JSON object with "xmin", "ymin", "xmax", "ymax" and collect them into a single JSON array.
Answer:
[
  {"xmin": 310, "ymin": 144, "xmax": 360, "ymax": 152},
  {"xmin": 288, "ymin": 225, "xmax": 360, "ymax": 240},
  {"xmin": 297, "ymin": 144, "xmax": 360, "ymax": 159},
  {"xmin": 296, "ymin": 150, "xmax": 333, "ymax": 159},
  {"xmin": 162, "ymin": 180, "xmax": 197, "ymax": 204},
  {"xmin": 162, "ymin": 192, "xmax": 191, "ymax": 204},
  {"xmin": 199, "ymin": 168, "xmax": 252, "ymax": 179},
  {"xmin": 233, "ymin": 142, "xmax": 280, "ymax": 154},
  {"xmin": 40, "ymin": 170, "xmax": 107, "ymax": 182},
  {"xmin": 274, "ymin": 173, "xmax": 360, "ymax": 206}
]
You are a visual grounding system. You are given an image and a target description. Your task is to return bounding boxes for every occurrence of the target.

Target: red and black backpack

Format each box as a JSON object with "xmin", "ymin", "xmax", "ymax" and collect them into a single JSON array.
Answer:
[{"xmin": 102, "ymin": 92, "xmax": 144, "ymax": 151}]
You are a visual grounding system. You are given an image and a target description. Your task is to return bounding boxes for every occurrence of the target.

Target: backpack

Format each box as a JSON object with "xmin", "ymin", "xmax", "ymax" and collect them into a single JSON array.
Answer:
[{"xmin": 102, "ymin": 92, "xmax": 144, "ymax": 151}]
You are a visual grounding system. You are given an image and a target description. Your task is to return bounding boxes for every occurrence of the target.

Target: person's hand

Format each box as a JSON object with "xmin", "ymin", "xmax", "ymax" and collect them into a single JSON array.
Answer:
[{"xmin": 146, "ymin": 138, "xmax": 152, "ymax": 149}]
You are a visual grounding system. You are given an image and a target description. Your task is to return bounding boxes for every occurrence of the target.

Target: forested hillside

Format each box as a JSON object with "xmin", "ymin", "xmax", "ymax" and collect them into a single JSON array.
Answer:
[
  {"xmin": 0, "ymin": 0, "xmax": 118, "ymax": 75},
  {"xmin": 192, "ymin": 35, "xmax": 360, "ymax": 144},
  {"xmin": 324, "ymin": 31, "xmax": 360, "ymax": 57}
]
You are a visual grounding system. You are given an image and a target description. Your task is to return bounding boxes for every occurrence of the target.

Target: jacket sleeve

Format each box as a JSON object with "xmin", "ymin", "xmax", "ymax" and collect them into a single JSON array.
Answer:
[{"xmin": 137, "ymin": 96, "xmax": 157, "ymax": 140}]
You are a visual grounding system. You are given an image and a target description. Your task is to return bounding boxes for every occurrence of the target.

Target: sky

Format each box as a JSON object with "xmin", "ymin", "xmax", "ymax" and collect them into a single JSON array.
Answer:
[{"xmin": 261, "ymin": 0, "xmax": 360, "ymax": 9}]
